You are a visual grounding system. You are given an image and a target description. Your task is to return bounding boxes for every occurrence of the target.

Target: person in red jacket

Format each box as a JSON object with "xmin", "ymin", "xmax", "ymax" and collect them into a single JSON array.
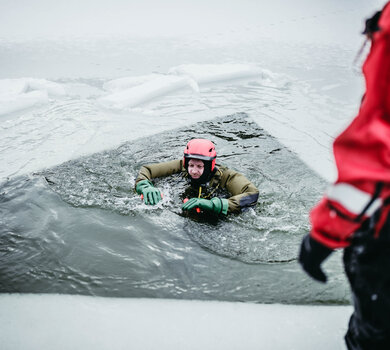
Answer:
[{"xmin": 299, "ymin": 3, "xmax": 390, "ymax": 350}]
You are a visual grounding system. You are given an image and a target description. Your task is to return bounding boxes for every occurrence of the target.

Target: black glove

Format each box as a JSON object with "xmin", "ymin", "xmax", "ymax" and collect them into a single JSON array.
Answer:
[
  {"xmin": 299, "ymin": 234, "xmax": 333, "ymax": 283},
  {"xmin": 362, "ymin": 10, "xmax": 382, "ymax": 37}
]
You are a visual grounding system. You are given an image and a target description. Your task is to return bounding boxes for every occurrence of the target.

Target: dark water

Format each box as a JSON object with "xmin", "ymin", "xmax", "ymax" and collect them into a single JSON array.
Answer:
[{"xmin": 0, "ymin": 113, "xmax": 350, "ymax": 304}]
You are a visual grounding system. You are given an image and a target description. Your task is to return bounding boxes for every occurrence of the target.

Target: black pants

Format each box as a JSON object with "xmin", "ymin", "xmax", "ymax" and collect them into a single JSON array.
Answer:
[{"xmin": 343, "ymin": 217, "xmax": 390, "ymax": 350}]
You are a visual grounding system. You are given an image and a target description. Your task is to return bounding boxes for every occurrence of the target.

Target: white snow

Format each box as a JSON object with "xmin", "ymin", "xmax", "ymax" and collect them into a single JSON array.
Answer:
[
  {"xmin": 168, "ymin": 63, "xmax": 266, "ymax": 85},
  {"xmin": 26, "ymin": 78, "xmax": 66, "ymax": 97},
  {"xmin": 103, "ymin": 74, "xmax": 165, "ymax": 92},
  {"xmin": 0, "ymin": 90, "xmax": 48, "ymax": 116},
  {"xmin": 0, "ymin": 78, "xmax": 65, "ymax": 116},
  {"xmin": 0, "ymin": 294, "xmax": 352, "ymax": 350},
  {"xmin": 100, "ymin": 74, "xmax": 198, "ymax": 109},
  {"xmin": 1, "ymin": 0, "xmax": 386, "ymax": 348},
  {"xmin": 0, "ymin": 79, "xmax": 28, "ymax": 95},
  {"xmin": 99, "ymin": 64, "xmax": 273, "ymax": 110}
]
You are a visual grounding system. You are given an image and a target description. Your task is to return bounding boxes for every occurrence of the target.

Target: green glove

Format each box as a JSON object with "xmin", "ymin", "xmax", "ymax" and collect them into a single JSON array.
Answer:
[
  {"xmin": 136, "ymin": 180, "xmax": 162, "ymax": 205},
  {"xmin": 182, "ymin": 197, "xmax": 228, "ymax": 215}
]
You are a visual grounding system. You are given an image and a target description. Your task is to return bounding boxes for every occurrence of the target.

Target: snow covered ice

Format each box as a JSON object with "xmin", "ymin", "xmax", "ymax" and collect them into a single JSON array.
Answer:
[
  {"xmin": 0, "ymin": 0, "xmax": 386, "ymax": 349},
  {"xmin": 0, "ymin": 78, "xmax": 65, "ymax": 115},
  {"xmin": 0, "ymin": 294, "xmax": 352, "ymax": 350}
]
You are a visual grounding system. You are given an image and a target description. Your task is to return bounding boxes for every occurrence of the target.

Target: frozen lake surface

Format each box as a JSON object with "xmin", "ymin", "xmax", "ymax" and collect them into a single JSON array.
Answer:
[
  {"xmin": 0, "ymin": 0, "xmax": 386, "ymax": 348},
  {"xmin": 0, "ymin": 294, "xmax": 353, "ymax": 350}
]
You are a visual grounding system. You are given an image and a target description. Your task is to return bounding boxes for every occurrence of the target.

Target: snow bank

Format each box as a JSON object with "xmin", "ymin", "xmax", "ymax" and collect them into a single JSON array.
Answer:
[
  {"xmin": 169, "ymin": 63, "xmax": 266, "ymax": 85},
  {"xmin": 0, "ymin": 90, "xmax": 48, "ymax": 116},
  {"xmin": 0, "ymin": 78, "xmax": 66, "ymax": 116},
  {"xmin": 100, "ymin": 64, "xmax": 274, "ymax": 110},
  {"xmin": 0, "ymin": 294, "xmax": 352, "ymax": 350},
  {"xmin": 0, "ymin": 79, "xmax": 27, "ymax": 95},
  {"xmin": 103, "ymin": 73, "xmax": 166, "ymax": 92},
  {"xmin": 100, "ymin": 74, "xmax": 198, "ymax": 109},
  {"xmin": 26, "ymin": 78, "xmax": 66, "ymax": 97}
]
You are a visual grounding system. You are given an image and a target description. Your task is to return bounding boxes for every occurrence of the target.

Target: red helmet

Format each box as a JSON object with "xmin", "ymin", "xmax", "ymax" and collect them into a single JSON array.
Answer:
[{"xmin": 183, "ymin": 139, "xmax": 217, "ymax": 171}]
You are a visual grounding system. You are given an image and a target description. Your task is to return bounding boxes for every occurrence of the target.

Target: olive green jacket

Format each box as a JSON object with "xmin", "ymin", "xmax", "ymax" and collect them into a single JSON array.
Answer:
[{"xmin": 135, "ymin": 159, "xmax": 259, "ymax": 213}]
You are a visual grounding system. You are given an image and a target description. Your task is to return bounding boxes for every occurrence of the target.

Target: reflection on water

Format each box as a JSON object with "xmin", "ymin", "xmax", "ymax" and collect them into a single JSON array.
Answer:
[{"xmin": 0, "ymin": 113, "xmax": 350, "ymax": 304}]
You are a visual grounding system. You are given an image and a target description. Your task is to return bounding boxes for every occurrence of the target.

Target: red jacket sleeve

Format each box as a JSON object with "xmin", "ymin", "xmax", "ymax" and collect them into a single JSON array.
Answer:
[{"xmin": 310, "ymin": 2, "xmax": 390, "ymax": 249}]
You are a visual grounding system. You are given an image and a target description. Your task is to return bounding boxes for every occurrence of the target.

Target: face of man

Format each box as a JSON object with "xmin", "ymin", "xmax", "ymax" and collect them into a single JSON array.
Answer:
[{"xmin": 188, "ymin": 159, "xmax": 204, "ymax": 179}]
